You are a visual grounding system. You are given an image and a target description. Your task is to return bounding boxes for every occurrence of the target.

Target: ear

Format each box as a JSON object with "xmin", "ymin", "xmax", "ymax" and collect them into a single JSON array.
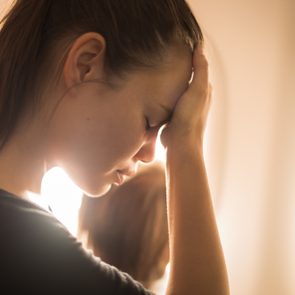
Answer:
[{"xmin": 63, "ymin": 32, "xmax": 106, "ymax": 88}]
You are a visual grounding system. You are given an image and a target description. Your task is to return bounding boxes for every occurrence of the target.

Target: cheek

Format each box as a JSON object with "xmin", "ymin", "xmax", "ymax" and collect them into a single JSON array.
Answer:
[
  {"xmin": 101, "ymin": 114, "xmax": 145, "ymax": 163},
  {"xmin": 46, "ymin": 90, "xmax": 145, "ymax": 194},
  {"xmin": 70, "ymin": 99, "xmax": 145, "ymax": 171}
]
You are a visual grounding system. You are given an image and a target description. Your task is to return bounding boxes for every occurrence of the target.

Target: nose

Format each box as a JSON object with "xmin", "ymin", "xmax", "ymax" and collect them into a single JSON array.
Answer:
[
  {"xmin": 134, "ymin": 142, "xmax": 156, "ymax": 163},
  {"xmin": 133, "ymin": 131, "xmax": 158, "ymax": 164}
]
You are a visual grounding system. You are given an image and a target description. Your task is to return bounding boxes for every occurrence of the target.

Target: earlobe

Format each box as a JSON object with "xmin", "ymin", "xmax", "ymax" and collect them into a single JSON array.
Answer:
[{"xmin": 63, "ymin": 32, "xmax": 106, "ymax": 89}]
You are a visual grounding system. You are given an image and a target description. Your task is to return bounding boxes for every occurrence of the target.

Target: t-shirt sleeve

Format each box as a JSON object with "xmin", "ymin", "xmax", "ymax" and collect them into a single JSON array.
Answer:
[{"xmin": 2, "ymin": 202, "xmax": 156, "ymax": 295}]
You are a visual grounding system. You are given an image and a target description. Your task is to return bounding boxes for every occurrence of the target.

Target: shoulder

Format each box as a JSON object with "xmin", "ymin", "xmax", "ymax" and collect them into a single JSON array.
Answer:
[{"xmin": 0, "ymin": 190, "xmax": 154, "ymax": 294}]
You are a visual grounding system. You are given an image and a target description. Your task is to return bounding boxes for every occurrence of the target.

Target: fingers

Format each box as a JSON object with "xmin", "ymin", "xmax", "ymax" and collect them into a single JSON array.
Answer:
[
  {"xmin": 190, "ymin": 45, "xmax": 209, "ymax": 96},
  {"xmin": 193, "ymin": 43, "xmax": 208, "ymax": 69},
  {"xmin": 160, "ymin": 46, "xmax": 212, "ymax": 147}
]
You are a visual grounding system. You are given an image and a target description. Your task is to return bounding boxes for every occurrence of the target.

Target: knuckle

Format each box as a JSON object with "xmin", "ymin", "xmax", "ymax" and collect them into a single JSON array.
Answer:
[{"xmin": 199, "ymin": 55, "xmax": 209, "ymax": 67}]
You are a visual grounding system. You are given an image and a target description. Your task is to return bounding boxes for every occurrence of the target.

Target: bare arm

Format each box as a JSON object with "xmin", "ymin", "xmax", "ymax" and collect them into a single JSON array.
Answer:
[{"xmin": 162, "ymin": 46, "xmax": 230, "ymax": 295}]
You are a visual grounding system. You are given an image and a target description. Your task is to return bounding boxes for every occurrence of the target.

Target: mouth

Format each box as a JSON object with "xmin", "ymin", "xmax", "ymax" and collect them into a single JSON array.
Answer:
[
  {"xmin": 113, "ymin": 171, "xmax": 126, "ymax": 186},
  {"xmin": 113, "ymin": 164, "xmax": 137, "ymax": 186}
]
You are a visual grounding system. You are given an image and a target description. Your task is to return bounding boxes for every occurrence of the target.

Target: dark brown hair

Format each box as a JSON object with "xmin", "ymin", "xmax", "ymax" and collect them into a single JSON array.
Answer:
[
  {"xmin": 0, "ymin": 0, "xmax": 203, "ymax": 148},
  {"xmin": 78, "ymin": 162, "xmax": 168, "ymax": 288}
]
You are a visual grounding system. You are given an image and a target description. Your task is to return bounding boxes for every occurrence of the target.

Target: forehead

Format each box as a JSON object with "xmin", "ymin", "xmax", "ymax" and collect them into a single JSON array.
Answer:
[{"xmin": 131, "ymin": 46, "xmax": 193, "ymax": 110}]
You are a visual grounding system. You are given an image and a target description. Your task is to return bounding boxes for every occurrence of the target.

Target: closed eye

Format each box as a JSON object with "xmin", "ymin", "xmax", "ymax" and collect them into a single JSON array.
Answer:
[
  {"xmin": 145, "ymin": 112, "xmax": 172, "ymax": 133},
  {"xmin": 145, "ymin": 117, "xmax": 162, "ymax": 136},
  {"xmin": 145, "ymin": 117, "xmax": 151, "ymax": 131}
]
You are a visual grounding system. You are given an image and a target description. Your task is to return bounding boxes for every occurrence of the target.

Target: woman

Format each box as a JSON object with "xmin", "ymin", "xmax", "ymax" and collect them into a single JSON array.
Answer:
[
  {"xmin": 0, "ymin": 1, "xmax": 229, "ymax": 294},
  {"xmin": 78, "ymin": 162, "xmax": 169, "ymax": 290}
]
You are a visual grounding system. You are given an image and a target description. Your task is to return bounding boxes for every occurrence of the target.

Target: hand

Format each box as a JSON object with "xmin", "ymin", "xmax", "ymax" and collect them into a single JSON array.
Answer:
[{"xmin": 161, "ymin": 45, "xmax": 212, "ymax": 149}]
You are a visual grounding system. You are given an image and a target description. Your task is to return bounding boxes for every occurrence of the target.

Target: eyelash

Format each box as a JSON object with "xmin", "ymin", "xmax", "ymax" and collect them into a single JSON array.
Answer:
[{"xmin": 145, "ymin": 117, "xmax": 151, "ymax": 131}]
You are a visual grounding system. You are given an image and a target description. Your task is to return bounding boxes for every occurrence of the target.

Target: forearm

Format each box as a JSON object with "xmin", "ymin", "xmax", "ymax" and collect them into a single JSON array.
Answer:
[{"xmin": 165, "ymin": 137, "xmax": 229, "ymax": 295}]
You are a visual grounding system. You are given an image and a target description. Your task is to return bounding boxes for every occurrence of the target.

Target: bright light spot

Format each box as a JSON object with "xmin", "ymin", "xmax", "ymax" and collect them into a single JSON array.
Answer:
[
  {"xmin": 151, "ymin": 263, "xmax": 170, "ymax": 294},
  {"xmin": 26, "ymin": 191, "xmax": 51, "ymax": 211},
  {"xmin": 41, "ymin": 167, "xmax": 83, "ymax": 236},
  {"xmin": 155, "ymin": 128, "xmax": 166, "ymax": 163},
  {"xmin": 40, "ymin": 131, "xmax": 166, "ymax": 238},
  {"xmin": 155, "ymin": 126, "xmax": 209, "ymax": 164},
  {"xmin": 39, "ymin": 124, "xmax": 191, "ymax": 237}
]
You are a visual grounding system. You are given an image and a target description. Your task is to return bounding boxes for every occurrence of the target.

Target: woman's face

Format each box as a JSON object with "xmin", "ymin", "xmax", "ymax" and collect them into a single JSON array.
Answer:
[{"xmin": 47, "ymin": 45, "xmax": 192, "ymax": 196}]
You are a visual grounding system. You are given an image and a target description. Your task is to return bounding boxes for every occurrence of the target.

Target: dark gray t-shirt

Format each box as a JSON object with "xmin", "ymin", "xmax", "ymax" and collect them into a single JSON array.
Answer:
[{"xmin": 0, "ymin": 189, "xmax": 154, "ymax": 294}]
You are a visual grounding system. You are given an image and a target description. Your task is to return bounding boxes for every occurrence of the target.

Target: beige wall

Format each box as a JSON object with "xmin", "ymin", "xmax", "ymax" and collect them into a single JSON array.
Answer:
[
  {"xmin": 0, "ymin": 0, "xmax": 12, "ymax": 16},
  {"xmin": 189, "ymin": 0, "xmax": 295, "ymax": 294}
]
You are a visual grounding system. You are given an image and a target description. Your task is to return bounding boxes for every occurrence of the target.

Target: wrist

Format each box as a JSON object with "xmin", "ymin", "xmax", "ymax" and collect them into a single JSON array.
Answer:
[{"xmin": 165, "ymin": 129, "xmax": 204, "ymax": 156}]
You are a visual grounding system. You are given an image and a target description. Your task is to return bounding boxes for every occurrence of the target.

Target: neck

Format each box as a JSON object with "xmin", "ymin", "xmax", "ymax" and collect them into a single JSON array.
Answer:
[{"xmin": 0, "ymin": 129, "xmax": 49, "ymax": 199}]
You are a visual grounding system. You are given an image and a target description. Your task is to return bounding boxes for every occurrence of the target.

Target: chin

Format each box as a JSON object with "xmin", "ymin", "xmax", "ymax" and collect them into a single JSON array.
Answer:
[{"xmin": 83, "ymin": 182, "xmax": 112, "ymax": 198}]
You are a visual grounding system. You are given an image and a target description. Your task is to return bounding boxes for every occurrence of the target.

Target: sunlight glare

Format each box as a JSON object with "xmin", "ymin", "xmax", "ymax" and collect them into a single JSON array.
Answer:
[
  {"xmin": 155, "ymin": 127, "xmax": 166, "ymax": 163},
  {"xmin": 41, "ymin": 167, "xmax": 83, "ymax": 236}
]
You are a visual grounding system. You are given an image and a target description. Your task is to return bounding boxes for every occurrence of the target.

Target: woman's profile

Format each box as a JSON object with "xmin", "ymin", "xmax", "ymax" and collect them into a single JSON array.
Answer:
[{"xmin": 0, "ymin": 1, "xmax": 229, "ymax": 294}]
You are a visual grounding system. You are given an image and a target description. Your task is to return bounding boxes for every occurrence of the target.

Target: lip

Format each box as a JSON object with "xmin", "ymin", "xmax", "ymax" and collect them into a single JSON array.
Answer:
[
  {"xmin": 118, "ymin": 165, "xmax": 137, "ymax": 178},
  {"xmin": 114, "ymin": 171, "xmax": 125, "ymax": 186}
]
